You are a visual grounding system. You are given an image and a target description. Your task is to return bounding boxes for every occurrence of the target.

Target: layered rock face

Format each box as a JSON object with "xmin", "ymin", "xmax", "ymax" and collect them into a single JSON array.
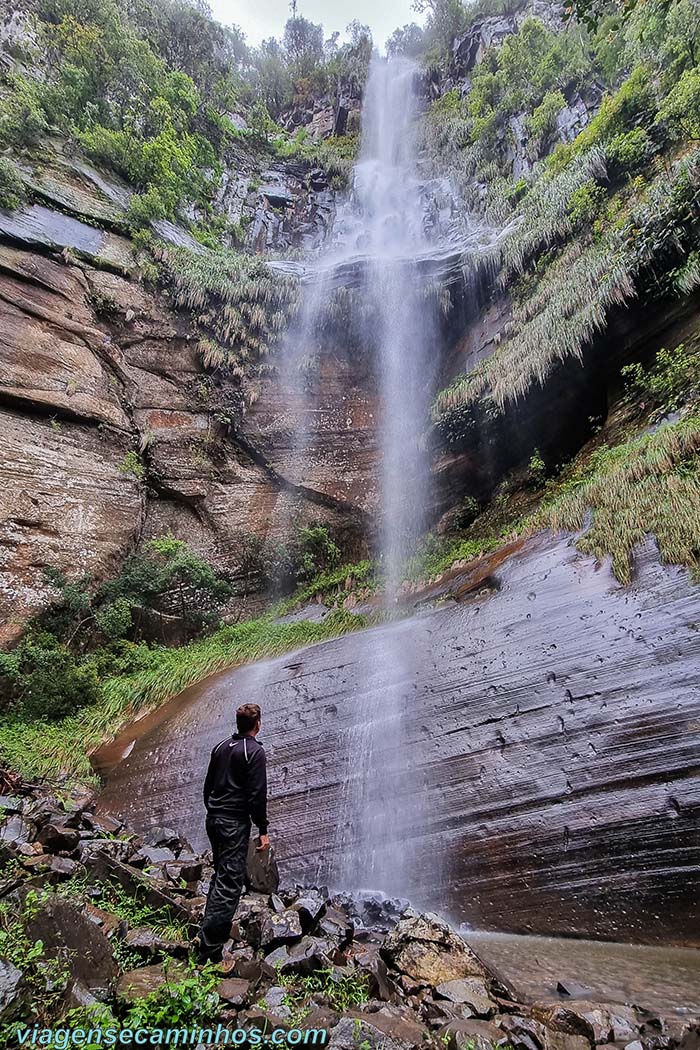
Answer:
[
  {"xmin": 0, "ymin": 232, "xmax": 372, "ymax": 637},
  {"xmin": 99, "ymin": 533, "xmax": 700, "ymax": 947}
]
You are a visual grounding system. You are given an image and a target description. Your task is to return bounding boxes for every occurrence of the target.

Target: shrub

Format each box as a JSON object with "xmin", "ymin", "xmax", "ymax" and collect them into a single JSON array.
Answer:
[
  {"xmin": 567, "ymin": 178, "xmax": 607, "ymax": 225},
  {"xmin": 527, "ymin": 449, "xmax": 548, "ymax": 487},
  {"xmin": 526, "ymin": 90, "xmax": 566, "ymax": 157},
  {"xmin": 0, "ymin": 633, "xmax": 100, "ymax": 721},
  {"xmin": 0, "ymin": 74, "xmax": 48, "ymax": 148},
  {"xmin": 606, "ymin": 126, "xmax": 651, "ymax": 175},
  {"xmin": 657, "ymin": 66, "xmax": 700, "ymax": 141},
  {"xmin": 0, "ymin": 158, "xmax": 27, "ymax": 211},
  {"xmin": 621, "ymin": 342, "xmax": 700, "ymax": 412}
]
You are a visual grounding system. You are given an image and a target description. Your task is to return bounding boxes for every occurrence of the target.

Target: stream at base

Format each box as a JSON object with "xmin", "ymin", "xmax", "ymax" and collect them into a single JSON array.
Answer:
[{"xmin": 464, "ymin": 933, "xmax": 700, "ymax": 1020}]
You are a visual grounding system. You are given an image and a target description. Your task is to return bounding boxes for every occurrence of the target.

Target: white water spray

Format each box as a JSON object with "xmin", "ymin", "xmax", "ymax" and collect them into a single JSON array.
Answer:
[{"xmin": 277, "ymin": 58, "xmax": 446, "ymax": 899}]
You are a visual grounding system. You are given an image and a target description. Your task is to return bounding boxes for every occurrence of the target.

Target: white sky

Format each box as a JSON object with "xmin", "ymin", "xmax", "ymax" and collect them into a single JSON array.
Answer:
[{"xmin": 208, "ymin": 0, "xmax": 421, "ymax": 51}]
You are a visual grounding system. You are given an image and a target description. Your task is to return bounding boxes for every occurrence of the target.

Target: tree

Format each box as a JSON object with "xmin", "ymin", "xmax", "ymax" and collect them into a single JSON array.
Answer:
[
  {"xmin": 283, "ymin": 14, "xmax": 324, "ymax": 79},
  {"xmin": 252, "ymin": 37, "xmax": 293, "ymax": 116},
  {"xmin": 413, "ymin": 0, "xmax": 468, "ymax": 58},
  {"xmin": 386, "ymin": 23, "xmax": 426, "ymax": 59}
]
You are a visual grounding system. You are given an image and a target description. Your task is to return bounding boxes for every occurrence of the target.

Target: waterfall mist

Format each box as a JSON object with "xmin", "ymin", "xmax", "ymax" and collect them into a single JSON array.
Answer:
[{"xmin": 273, "ymin": 57, "xmax": 444, "ymax": 902}]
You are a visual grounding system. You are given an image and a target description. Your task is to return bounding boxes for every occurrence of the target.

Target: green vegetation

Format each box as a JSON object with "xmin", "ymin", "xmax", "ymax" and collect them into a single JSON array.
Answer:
[
  {"xmin": 155, "ymin": 244, "xmax": 298, "ymax": 368},
  {"xmin": 621, "ymin": 340, "xmax": 700, "ymax": 413},
  {"xmin": 535, "ymin": 415, "xmax": 700, "ymax": 583},
  {"xmin": 280, "ymin": 966, "xmax": 370, "ymax": 1017},
  {"xmin": 429, "ymin": 2, "xmax": 700, "ymax": 436},
  {"xmin": 0, "ymin": 607, "xmax": 366, "ymax": 782},
  {"xmin": 0, "ymin": 878, "xmax": 219, "ymax": 1040},
  {"xmin": 0, "ymin": 156, "xmax": 28, "ymax": 210}
]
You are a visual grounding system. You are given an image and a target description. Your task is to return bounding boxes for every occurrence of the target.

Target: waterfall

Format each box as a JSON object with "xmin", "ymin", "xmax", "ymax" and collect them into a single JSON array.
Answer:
[{"xmin": 275, "ymin": 57, "xmax": 443, "ymax": 901}]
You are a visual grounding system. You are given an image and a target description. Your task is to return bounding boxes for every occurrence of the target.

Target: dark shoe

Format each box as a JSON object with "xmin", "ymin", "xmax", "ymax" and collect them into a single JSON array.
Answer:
[{"xmin": 191, "ymin": 934, "xmax": 222, "ymax": 967}]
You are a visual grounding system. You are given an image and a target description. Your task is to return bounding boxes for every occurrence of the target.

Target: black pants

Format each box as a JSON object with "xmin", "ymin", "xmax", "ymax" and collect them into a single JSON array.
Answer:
[{"xmin": 197, "ymin": 814, "xmax": 250, "ymax": 962}]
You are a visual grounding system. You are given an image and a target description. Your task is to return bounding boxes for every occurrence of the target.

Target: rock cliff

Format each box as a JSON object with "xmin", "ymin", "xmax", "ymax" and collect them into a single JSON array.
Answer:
[{"xmin": 98, "ymin": 534, "xmax": 700, "ymax": 946}]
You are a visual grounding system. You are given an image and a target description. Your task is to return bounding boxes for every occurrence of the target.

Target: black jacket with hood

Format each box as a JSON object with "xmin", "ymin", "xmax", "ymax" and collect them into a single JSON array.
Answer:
[{"xmin": 203, "ymin": 732, "xmax": 268, "ymax": 833}]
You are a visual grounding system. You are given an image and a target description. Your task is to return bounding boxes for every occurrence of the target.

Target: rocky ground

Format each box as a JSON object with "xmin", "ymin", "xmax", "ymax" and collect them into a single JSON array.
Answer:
[{"xmin": 0, "ymin": 780, "xmax": 698, "ymax": 1049}]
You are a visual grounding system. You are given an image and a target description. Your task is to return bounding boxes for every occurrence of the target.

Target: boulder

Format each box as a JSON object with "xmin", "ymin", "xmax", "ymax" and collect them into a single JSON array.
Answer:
[
  {"xmin": 143, "ymin": 827, "xmax": 181, "ymax": 850},
  {"xmin": 0, "ymin": 960, "xmax": 24, "ymax": 1021},
  {"xmin": 352, "ymin": 946, "xmax": 395, "ymax": 1002},
  {"xmin": 435, "ymin": 977, "xmax": 496, "ymax": 1017},
  {"xmin": 263, "ymin": 985, "xmax": 291, "ymax": 1018},
  {"xmin": 217, "ymin": 977, "xmax": 251, "ymax": 1007},
  {"xmin": 0, "ymin": 815, "xmax": 33, "ymax": 846},
  {"xmin": 382, "ymin": 914, "xmax": 487, "ymax": 986},
  {"xmin": 264, "ymin": 935, "xmax": 333, "ymax": 976},
  {"xmin": 532, "ymin": 1004, "xmax": 597, "ymax": 1042},
  {"xmin": 24, "ymin": 897, "xmax": 117, "ymax": 996},
  {"xmin": 348, "ymin": 1006, "xmax": 431, "ymax": 1047},
  {"xmin": 574, "ymin": 1003, "xmax": 639, "ymax": 1044},
  {"xmin": 36, "ymin": 822, "xmax": 80, "ymax": 854},
  {"xmin": 438, "ymin": 1018, "xmax": 505, "ymax": 1050},
  {"xmin": 292, "ymin": 891, "xmax": 327, "ymax": 931},
  {"xmin": 317, "ymin": 906, "xmax": 353, "ymax": 950},
  {"xmin": 131, "ymin": 845, "xmax": 177, "ymax": 867},
  {"xmin": 48, "ymin": 856, "xmax": 81, "ymax": 879},
  {"xmin": 259, "ymin": 908, "xmax": 303, "ymax": 949},
  {"xmin": 328, "ymin": 1016, "xmax": 414, "ymax": 1050},
  {"xmin": 115, "ymin": 961, "xmax": 188, "ymax": 1003},
  {"xmin": 124, "ymin": 927, "xmax": 188, "ymax": 958}
]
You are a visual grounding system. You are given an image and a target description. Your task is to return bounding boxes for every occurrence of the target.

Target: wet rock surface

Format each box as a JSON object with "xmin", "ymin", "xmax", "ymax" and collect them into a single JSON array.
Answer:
[
  {"xmin": 100, "ymin": 533, "xmax": 700, "ymax": 946},
  {"xmin": 0, "ymin": 781, "xmax": 698, "ymax": 1038}
]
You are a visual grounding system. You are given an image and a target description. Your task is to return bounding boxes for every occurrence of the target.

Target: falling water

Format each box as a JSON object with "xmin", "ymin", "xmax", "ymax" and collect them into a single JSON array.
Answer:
[{"xmin": 269, "ymin": 57, "xmax": 447, "ymax": 899}]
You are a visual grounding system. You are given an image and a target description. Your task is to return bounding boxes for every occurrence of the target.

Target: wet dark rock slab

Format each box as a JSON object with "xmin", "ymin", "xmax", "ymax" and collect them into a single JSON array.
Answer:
[
  {"xmin": 98, "ymin": 534, "xmax": 700, "ymax": 945},
  {"xmin": 0, "ymin": 204, "xmax": 132, "ymax": 270}
]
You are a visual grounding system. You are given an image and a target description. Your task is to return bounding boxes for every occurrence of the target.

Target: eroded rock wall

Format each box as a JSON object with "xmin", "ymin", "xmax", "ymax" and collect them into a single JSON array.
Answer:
[
  {"xmin": 98, "ymin": 534, "xmax": 700, "ymax": 946},
  {"xmin": 0, "ymin": 234, "xmax": 371, "ymax": 636}
]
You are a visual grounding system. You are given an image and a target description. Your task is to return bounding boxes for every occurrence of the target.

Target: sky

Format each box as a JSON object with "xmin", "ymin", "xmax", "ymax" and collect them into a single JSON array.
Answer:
[{"xmin": 208, "ymin": 0, "xmax": 421, "ymax": 51}]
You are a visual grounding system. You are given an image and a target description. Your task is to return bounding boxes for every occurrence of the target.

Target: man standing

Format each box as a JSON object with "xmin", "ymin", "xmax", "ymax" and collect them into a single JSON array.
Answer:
[{"xmin": 196, "ymin": 702, "xmax": 269, "ymax": 964}]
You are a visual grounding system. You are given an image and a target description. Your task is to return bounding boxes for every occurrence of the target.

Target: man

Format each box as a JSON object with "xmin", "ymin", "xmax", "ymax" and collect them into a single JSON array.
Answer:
[{"xmin": 196, "ymin": 702, "xmax": 270, "ymax": 964}]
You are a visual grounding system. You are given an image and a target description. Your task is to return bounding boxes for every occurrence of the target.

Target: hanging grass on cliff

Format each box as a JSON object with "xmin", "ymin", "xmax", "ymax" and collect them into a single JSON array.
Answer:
[
  {"xmin": 154, "ymin": 243, "xmax": 299, "ymax": 368},
  {"xmin": 534, "ymin": 416, "xmax": 700, "ymax": 584}
]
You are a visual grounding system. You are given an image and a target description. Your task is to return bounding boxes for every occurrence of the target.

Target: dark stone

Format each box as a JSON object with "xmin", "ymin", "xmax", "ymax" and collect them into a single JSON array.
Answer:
[
  {"xmin": 353, "ymin": 946, "xmax": 395, "ymax": 1002},
  {"xmin": 143, "ymin": 826, "xmax": 181, "ymax": 850},
  {"xmin": 124, "ymin": 927, "xmax": 188, "ymax": 958},
  {"xmin": 329, "ymin": 1016, "xmax": 414, "ymax": 1050},
  {"xmin": 0, "ymin": 960, "xmax": 24, "ymax": 1021},
  {"xmin": 131, "ymin": 845, "xmax": 177, "ymax": 867},
  {"xmin": 115, "ymin": 962, "xmax": 188, "ymax": 1003},
  {"xmin": 217, "ymin": 977, "xmax": 251, "ymax": 1006},
  {"xmin": 0, "ymin": 815, "xmax": 33, "ymax": 846},
  {"xmin": 0, "ymin": 796, "xmax": 22, "ymax": 814},
  {"xmin": 66, "ymin": 980, "xmax": 102, "ymax": 1010},
  {"xmin": 37, "ymin": 822, "xmax": 80, "ymax": 853},
  {"xmin": 292, "ymin": 891, "xmax": 327, "ymax": 931},
  {"xmin": 24, "ymin": 897, "xmax": 117, "ymax": 995},
  {"xmin": 82, "ymin": 813, "xmax": 123, "ymax": 836},
  {"xmin": 85, "ymin": 851, "xmax": 193, "ymax": 925},
  {"xmin": 532, "ymin": 1004, "xmax": 597, "ymax": 1043},
  {"xmin": 435, "ymin": 977, "xmax": 496, "ymax": 1017},
  {"xmin": 48, "ymin": 856, "xmax": 81, "ymax": 879},
  {"xmin": 246, "ymin": 839, "xmax": 279, "ymax": 894},
  {"xmin": 263, "ymin": 985, "xmax": 291, "ymax": 1018},
  {"xmin": 438, "ymin": 1018, "xmax": 505, "ymax": 1050},
  {"xmin": 259, "ymin": 907, "xmax": 303, "ymax": 949},
  {"xmin": 318, "ymin": 906, "xmax": 353, "ymax": 950},
  {"xmin": 264, "ymin": 935, "xmax": 333, "ymax": 976},
  {"xmin": 78, "ymin": 838, "xmax": 132, "ymax": 864}
]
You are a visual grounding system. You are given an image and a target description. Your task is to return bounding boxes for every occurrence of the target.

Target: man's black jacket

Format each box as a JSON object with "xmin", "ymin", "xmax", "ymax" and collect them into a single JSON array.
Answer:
[{"xmin": 203, "ymin": 733, "xmax": 268, "ymax": 833}]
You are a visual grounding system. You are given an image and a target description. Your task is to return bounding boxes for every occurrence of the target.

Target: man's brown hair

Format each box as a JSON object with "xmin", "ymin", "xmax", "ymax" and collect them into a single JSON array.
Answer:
[{"xmin": 236, "ymin": 703, "xmax": 261, "ymax": 734}]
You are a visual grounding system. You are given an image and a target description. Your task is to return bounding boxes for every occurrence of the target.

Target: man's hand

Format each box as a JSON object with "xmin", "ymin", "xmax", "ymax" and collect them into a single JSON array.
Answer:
[{"xmin": 256, "ymin": 834, "xmax": 270, "ymax": 852}]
